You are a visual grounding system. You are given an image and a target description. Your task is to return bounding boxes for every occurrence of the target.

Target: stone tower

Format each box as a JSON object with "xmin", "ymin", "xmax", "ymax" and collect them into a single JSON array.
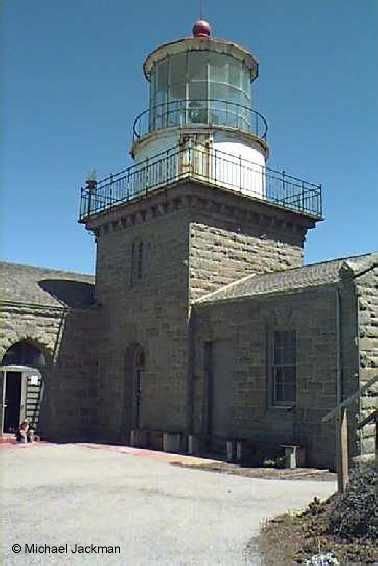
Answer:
[{"xmin": 79, "ymin": 21, "xmax": 322, "ymax": 447}]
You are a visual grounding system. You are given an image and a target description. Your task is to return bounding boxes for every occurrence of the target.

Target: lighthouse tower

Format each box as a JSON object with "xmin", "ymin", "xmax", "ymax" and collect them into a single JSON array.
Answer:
[
  {"xmin": 79, "ymin": 21, "xmax": 321, "ymax": 447},
  {"xmin": 131, "ymin": 20, "xmax": 268, "ymax": 199}
]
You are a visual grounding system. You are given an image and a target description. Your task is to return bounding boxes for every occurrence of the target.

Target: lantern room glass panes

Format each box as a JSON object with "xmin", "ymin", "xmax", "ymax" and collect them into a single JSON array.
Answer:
[{"xmin": 148, "ymin": 50, "xmax": 252, "ymax": 133}]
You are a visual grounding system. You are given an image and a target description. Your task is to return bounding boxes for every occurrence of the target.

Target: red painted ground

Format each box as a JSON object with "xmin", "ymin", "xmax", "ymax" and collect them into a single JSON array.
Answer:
[{"xmin": 0, "ymin": 437, "xmax": 218, "ymax": 466}]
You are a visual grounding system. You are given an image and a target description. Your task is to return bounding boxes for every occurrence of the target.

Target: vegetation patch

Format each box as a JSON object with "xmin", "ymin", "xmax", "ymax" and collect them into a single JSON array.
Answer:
[{"xmin": 257, "ymin": 463, "xmax": 377, "ymax": 565}]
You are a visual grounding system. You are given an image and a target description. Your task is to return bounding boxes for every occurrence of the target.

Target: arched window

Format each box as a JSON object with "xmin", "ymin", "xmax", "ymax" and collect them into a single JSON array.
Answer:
[
  {"xmin": 130, "ymin": 238, "xmax": 145, "ymax": 287},
  {"xmin": 137, "ymin": 241, "xmax": 144, "ymax": 279}
]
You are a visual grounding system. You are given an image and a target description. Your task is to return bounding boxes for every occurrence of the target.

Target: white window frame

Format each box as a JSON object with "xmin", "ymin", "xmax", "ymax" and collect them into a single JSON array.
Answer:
[{"xmin": 271, "ymin": 330, "xmax": 296, "ymax": 407}]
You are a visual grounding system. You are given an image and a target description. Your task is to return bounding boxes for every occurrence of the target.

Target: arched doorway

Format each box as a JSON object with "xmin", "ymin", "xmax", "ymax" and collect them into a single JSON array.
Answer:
[
  {"xmin": 134, "ymin": 348, "xmax": 145, "ymax": 430},
  {"xmin": 122, "ymin": 344, "xmax": 146, "ymax": 441},
  {"xmin": 0, "ymin": 341, "xmax": 46, "ymax": 435}
]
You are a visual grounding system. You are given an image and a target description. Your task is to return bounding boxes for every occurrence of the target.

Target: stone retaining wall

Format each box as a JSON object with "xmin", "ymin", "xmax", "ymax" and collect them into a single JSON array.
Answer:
[{"xmin": 356, "ymin": 265, "xmax": 378, "ymax": 460}]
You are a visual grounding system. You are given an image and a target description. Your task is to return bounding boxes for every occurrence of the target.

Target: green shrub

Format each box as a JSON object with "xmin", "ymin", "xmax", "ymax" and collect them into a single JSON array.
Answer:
[{"xmin": 328, "ymin": 463, "xmax": 377, "ymax": 541}]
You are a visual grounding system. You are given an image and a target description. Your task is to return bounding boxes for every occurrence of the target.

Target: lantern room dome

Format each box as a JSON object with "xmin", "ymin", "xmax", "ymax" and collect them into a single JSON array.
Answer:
[{"xmin": 192, "ymin": 19, "xmax": 212, "ymax": 38}]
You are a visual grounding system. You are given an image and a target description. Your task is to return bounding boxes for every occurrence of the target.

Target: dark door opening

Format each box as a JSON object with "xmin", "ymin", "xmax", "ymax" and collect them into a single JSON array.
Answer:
[
  {"xmin": 134, "ymin": 348, "xmax": 145, "ymax": 430},
  {"xmin": 135, "ymin": 368, "xmax": 143, "ymax": 429},
  {"xmin": 4, "ymin": 372, "xmax": 22, "ymax": 433}
]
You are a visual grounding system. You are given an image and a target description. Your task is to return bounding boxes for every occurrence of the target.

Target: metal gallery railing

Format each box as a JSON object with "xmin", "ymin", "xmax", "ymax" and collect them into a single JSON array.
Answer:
[
  {"xmin": 133, "ymin": 99, "xmax": 268, "ymax": 142},
  {"xmin": 79, "ymin": 144, "xmax": 322, "ymax": 221}
]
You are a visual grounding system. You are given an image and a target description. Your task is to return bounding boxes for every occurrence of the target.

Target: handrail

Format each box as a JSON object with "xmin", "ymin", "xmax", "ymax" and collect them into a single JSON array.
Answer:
[
  {"xmin": 322, "ymin": 374, "xmax": 378, "ymax": 423},
  {"xmin": 79, "ymin": 143, "xmax": 322, "ymax": 222},
  {"xmin": 132, "ymin": 99, "xmax": 268, "ymax": 142}
]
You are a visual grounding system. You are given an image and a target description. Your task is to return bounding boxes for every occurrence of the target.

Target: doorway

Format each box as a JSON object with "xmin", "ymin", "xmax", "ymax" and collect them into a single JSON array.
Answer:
[
  {"xmin": 134, "ymin": 349, "xmax": 145, "ymax": 430},
  {"xmin": 204, "ymin": 340, "xmax": 234, "ymax": 453},
  {"xmin": 3, "ymin": 372, "xmax": 22, "ymax": 433},
  {"xmin": 1, "ymin": 341, "xmax": 46, "ymax": 435}
]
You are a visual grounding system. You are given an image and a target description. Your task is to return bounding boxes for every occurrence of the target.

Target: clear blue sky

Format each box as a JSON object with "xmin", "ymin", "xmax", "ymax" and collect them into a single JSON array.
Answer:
[{"xmin": 2, "ymin": 0, "xmax": 377, "ymax": 274}]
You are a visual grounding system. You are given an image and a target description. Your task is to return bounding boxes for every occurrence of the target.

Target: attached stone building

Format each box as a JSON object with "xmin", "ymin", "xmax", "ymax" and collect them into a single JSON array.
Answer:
[
  {"xmin": 0, "ymin": 263, "xmax": 98, "ymax": 440},
  {"xmin": 1, "ymin": 21, "xmax": 377, "ymax": 469},
  {"xmin": 193, "ymin": 254, "xmax": 378, "ymax": 469}
]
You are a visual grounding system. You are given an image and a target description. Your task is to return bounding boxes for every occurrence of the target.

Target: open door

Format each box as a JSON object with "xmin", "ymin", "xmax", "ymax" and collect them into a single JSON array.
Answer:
[
  {"xmin": 3, "ymin": 372, "xmax": 22, "ymax": 433},
  {"xmin": 0, "ymin": 370, "xmax": 5, "ymax": 434}
]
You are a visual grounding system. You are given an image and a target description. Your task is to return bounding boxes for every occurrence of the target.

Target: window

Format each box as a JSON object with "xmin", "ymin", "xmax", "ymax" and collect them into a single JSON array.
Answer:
[
  {"xmin": 130, "ymin": 241, "xmax": 136, "ymax": 287},
  {"xmin": 137, "ymin": 242, "xmax": 143, "ymax": 279},
  {"xmin": 149, "ymin": 51, "xmax": 252, "ymax": 133},
  {"xmin": 272, "ymin": 330, "xmax": 296, "ymax": 406},
  {"xmin": 130, "ymin": 239, "xmax": 144, "ymax": 287}
]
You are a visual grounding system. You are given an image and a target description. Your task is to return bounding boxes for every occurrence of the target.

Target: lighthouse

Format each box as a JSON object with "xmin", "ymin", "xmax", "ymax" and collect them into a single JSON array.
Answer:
[
  {"xmin": 130, "ymin": 20, "xmax": 268, "ymax": 199},
  {"xmin": 79, "ymin": 20, "xmax": 322, "ymax": 448}
]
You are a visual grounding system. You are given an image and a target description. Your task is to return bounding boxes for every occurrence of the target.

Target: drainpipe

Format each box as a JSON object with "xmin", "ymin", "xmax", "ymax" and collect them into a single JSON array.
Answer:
[
  {"xmin": 187, "ymin": 307, "xmax": 196, "ymax": 435},
  {"xmin": 352, "ymin": 277, "xmax": 362, "ymax": 459},
  {"xmin": 336, "ymin": 286, "xmax": 342, "ymax": 406}
]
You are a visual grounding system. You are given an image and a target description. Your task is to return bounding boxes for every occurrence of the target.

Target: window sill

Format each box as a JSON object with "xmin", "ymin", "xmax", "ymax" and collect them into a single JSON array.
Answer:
[{"xmin": 268, "ymin": 404, "xmax": 296, "ymax": 411}]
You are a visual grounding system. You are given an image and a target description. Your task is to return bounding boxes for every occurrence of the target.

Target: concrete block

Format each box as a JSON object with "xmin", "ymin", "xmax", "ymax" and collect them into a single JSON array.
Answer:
[
  {"xmin": 188, "ymin": 434, "xmax": 202, "ymax": 455},
  {"xmin": 163, "ymin": 432, "xmax": 181, "ymax": 453},
  {"xmin": 281, "ymin": 445, "xmax": 306, "ymax": 469},
  {"xmin": 130, "ymin": 429, "xmax": 148, "ymax": 448},
  {"xmin": 236, "ymin": 440, "xmax": 246, "ymax": 463},
  {"xmin": 226, "ymin": 440, "xmax": 235, "ymax": 462}
]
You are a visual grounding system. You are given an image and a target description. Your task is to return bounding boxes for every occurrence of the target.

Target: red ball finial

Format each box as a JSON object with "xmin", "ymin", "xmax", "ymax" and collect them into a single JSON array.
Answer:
[{"xmin": 192, "ymin": 19, "xmax": 212, "ymax": 38}]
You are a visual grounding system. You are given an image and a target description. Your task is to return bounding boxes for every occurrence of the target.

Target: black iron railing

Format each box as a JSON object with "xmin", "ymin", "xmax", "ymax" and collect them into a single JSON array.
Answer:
[
  {"xmin": 79, "ymin": 144, "xmax": 322, "ymax": 221},
  {"xmin": 133, "ymin": 99, "xmax": 268, "ymax": 142}
]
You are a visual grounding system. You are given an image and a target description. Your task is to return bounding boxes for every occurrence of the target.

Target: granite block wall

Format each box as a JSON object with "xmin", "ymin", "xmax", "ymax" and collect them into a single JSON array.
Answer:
[
  {"xmin": 193, "ymin": 287, "xmax": 344, "ymax": 469},
  {"xmin": 356, "ymin": 265, "xmax": 378, "ymax": 460},
  {"xmin": 92, "ymin": 202, "xmax": 191, "ymax": 441},
  {"xmin": 88, "ymin": 181, "xmax": 315, "ymax": 442},
  {"xmin": 0, "ymin": 302, "xmax": 99, "ymax": 440}
]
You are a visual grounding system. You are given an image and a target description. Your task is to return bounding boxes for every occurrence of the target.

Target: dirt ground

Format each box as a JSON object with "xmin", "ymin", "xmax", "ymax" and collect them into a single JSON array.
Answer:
[{"xmin": 170, "ymin": 459, "xmax": 336, "ymax": 482}]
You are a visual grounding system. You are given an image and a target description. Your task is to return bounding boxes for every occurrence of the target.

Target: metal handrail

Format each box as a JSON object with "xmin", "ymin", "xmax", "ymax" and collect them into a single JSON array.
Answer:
[
  {"xmin": 79, "ymin": 144, "xmax": 322, "ymax": 222},
  {"xmin": 133, "ymin": 99, "xmax": 268, "ymax": 141}
]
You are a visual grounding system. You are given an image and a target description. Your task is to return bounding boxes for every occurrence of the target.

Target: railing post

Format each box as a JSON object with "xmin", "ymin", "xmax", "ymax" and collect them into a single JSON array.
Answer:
[
  {"xmin": 213, "ymin": 147, "xmax": 217, "ymax": 183},
  {"xmin": 145, "ymin": 157, "xmax": 149, "ymax": 196},
  {"xmin": 109, "ymin": 174, "xmax": 114, "ymax": 202},
  {"xmin": 282, "ymin": 170, "xmax": 286, "ymax": 204},
  {"xmin": 85, "ymin": 187, "xmax": 90, "ymax": 218},
  {"xmin": 188, "ymin": 141, "xmax": 193, "ymax": 177},
  {"xmin": 319, "ymin": 183, "xmax": 322, "ymax": 217},
  {"xmin": 301, "ymin": 180, "xmax": 305, "ymax": 212},
  {"xmin": 262, "ymin": 165, "xmax": 265, "ymax": 198},
  {"xmin": 85, "ymin": 179, "xmax": 97, "ymax": 217},
  {"xmin": 336, "ymin": 406, "xmax": 349, "ymax": 494},
  {"xmin": 239, "ymin": 155, "xmax": 242, "ymax": 192},
  {"xmin": 166, "ymin": 149, "xmax": 170, "ymax": 182}
]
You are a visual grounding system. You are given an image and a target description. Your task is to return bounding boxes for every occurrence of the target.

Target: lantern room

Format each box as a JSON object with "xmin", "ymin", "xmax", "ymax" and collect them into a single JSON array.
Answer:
[
  {"xmin": 131, "ymin": 21, "xmax": 269, "ymax": 199},
  {"xmin": 144, "ymin": 29, "xmax": 258, "ymax": 134},
  {"xmin": 79, "ymin": 20, "xmax": 322, "ymax": 223}
]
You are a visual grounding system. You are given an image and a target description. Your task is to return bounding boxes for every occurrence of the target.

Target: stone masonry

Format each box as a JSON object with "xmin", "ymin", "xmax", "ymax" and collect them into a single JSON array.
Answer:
[
  {"xmin": 355, "ymin": 263, "xmax": 378, "ymax": 459},
  {"xmin": 1, "ymin": 193, "xmax": 376, "ymax": 470},
  {"xmin": 191, "ymin": 254, "xmax": 377, "ymax": 469},
  {"xmin": 84, "ymin": 179, "xmax": 317, "ymax": 444},
  {"xmin": 0, "ymin": 262, "xmax": 97, "ymax": 440}
]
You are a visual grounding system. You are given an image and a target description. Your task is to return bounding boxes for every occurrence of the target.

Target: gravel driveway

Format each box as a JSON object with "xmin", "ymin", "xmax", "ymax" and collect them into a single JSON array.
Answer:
[{"xmin": 0, "ymin": 443, "xmax": 336, "ymax": 565}]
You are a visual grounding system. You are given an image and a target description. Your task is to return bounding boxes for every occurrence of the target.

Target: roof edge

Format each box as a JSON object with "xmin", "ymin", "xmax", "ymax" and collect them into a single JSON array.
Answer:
[
  {"xmin": 193, "ymin": 251, "xmax": 378, "ymax": 306},
  {"xmin": 0, "ymin": 260, "xmax": 95, "ymax": 280}
]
